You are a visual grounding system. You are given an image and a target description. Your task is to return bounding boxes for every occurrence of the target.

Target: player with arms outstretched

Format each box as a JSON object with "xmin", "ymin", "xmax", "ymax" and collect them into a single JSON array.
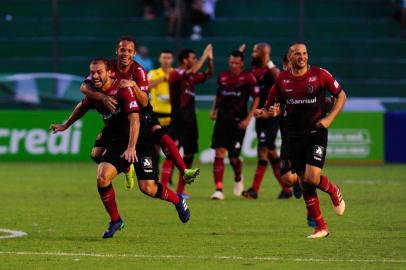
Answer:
[
  {"xmin": 51, "ymin": 59, "xmax": 192, "ymax": 238},
  {"xmin": 80, "ymin": 36, "xmax": 199, "ymax": 191}
]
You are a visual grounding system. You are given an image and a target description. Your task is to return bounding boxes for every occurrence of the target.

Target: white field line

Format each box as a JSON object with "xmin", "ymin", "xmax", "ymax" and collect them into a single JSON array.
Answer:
[
  {"xmin": 0, "ymin": 229, "xmax": 27, "ymax": 239},
  {"xmin": 0, "ymin": 251, "xmax": 405, "ymax": 264}
]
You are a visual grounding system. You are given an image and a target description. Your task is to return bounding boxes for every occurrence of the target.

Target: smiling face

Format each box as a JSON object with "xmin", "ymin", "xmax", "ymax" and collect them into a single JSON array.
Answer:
[
  {"xmin": 89, "ymin": 61, "xmax": 111, "ymax": 90},
  {"xmin": 116, "ymin": 40, "xmax": 136, "ymax": 67},
  {"xmin": 288, "ymin": 43, "xmax": 308, "ymax": 71}
]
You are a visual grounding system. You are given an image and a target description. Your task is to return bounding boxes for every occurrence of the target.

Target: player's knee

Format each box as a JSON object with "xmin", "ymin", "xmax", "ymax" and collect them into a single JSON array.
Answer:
[
  {"xmin": 281, "ymin": 174, "xmax": 296, "ymax": 187},
  {"xmin": 91, "ymin": 155, "xmax": 102, "ymax": 164},
  {"xmin": 257, "ymin": 147, "xmax": 268, "ymax": 159},
  {"xmin": 303, "ymin": 172, "xmax": 319, "ymax": 186},
  {"xmin": 215, "ymin": 148, "xmax": 226, "ymax": 158},
  {"xmin": 97, "ymin": 173, "xmax": 112, "ymax": 187},
  {"xmin": 138, "ymin": 181, "xmax": 157, "ymax": 197}
]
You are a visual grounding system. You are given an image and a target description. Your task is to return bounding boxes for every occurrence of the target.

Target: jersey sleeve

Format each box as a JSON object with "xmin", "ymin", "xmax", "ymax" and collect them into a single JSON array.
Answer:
[
  {"xmin": 168, "ymin": 70, "xmax": 181, "ymax": 84},
  {"xmin": 133, "ymin": 65, "xmax": 149, "ymax": 93},
  {"xmin": 81, "ymin": 96, "xmax": 93, "ymax": 109},
  {"xmin": 118, "ymin": 87, "xmax": 140, "ymax": 115},
  {"xmin": 264, "ymin": 82, "xmax": 283, "ymax": 110},
  {"xmin": 320, "ymin": 68, "xmax": 342, "ymax": 97}
]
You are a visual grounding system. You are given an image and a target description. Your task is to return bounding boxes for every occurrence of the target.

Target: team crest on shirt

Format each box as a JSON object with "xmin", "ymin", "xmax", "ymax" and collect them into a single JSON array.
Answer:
[
  {"xmin": 141, "ymin": 157, "xmax": 153, "ymax": 169},
  {"xmin": 235, "ymin": 142, "xmax": 241, "ymax": 149},
  {"xmin": 314, "ymin": 145, "xmax": 325, "ymax": 158},
  {"xmin": 307, "ymin": 84, "xmax": 314, "ymax": 94},
  {"xmin": 308, "ymin": 76, "xmax": 317, "ymax": 82}
]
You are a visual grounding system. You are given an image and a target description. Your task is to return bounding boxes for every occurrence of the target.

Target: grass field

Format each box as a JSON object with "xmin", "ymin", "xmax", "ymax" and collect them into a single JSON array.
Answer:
[{"xmin": 0, "ymin": 162, "xmax": 406, "ymax": 269}]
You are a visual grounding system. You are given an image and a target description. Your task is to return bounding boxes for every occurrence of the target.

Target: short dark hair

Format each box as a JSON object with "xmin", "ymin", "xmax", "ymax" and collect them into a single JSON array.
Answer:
[
  {"xmin": 160, "ymin": 49, "xmax": 174, "ymax": 55},
  {"xmin": 90, "ymin": 58, "xmax": 109, "ymax": 69},
  {"xmin": 287, "ymin": 41, "xmax": 307, "ymax": 55},
  {"xmin": 230, "ymin": 50, "xmax": 244, "ymax": 61},
  {"xmin": 178, "ymin": 49, "xmax": 195, "ymax": 63},
  {"xmin": 116, "ymin": 36, "xmax": 137, "ymax": 50}
]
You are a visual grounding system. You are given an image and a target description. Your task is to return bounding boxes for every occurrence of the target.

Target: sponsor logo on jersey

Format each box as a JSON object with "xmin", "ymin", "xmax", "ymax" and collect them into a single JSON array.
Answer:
[
  {"xmin": 220, "ymin": 90, "xmax": 241, "ymax": 97},
  {"xmin": 314, "ymin": 145, "xmax": 325, "ymax": 158},
  {"xmin": 308, "ymin": 76, "xmax": 317, "ymax": 82},
  {"xmin": 129, "ymin": 100, "xmax": 138, "ymax": 109},
  {"xmin": 282, "ymin": 79, "xmax": 290, "ymax": 84},
  {"xmin": 141, "ymin": 157, "xmax": 153, "ymax": 169},
  {"xmin": 284, "ymin": 89, "xmax": 293, "ymax": 92},
  {"xmin": 286, "ymin": 97, "xmax": 317, "ymax": 105},
  {"xmin": 102, "ymin": 108, "xmax": 122, "ymax": 120}
]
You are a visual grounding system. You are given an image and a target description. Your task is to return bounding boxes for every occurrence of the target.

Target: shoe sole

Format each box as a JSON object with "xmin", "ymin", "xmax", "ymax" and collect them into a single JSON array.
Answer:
[{"xmin": 184, "ymin": 168, "xmax": 200, "ymax": 184}]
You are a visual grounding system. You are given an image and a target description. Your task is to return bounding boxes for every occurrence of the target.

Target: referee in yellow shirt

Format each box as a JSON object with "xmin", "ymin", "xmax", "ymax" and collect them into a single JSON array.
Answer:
[{"xmin": 148, "ymin": 50, "xmax": 174, "ymax": 131}]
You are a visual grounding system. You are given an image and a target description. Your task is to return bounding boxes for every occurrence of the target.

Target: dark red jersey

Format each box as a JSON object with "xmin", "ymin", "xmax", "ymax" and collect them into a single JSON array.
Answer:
[
  {"xmin": 215, "ymin": 70, "xmax": 259, "ymax": 122},
  {"xmin": 250, "ymin": 65, "xmax": 276, "ymax": 108},
  {"xmin": 108, "ymin": 59, "xmax": 149, "ymax": 93},
  {"xmin": 265, "ymin": 65, "xmax": 342, "ymax": 134},
  {"xmin": 168, "ymin": 68, "xmax": 207, "ymax": 123},
  {"xmin": 81, "ymin": 79, "xmax": 140, "ymax": 140}
]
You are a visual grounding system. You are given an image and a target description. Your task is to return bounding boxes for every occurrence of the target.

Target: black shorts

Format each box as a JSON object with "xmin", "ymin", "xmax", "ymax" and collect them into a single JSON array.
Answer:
[
  {"xmin": 287, "ymin": 129, "xmax": 328, "ymax": 173},
  {"xmin": 167, "ymin": 120, "xmax": 198, "ymax": 154},
  {"xmin": 93, "ymin": 126, "xmax": 112, "ymax": 148},
  {"xmin": 279, "ymin": 139, "xmax": 291, "ymax": 176},
  {"xmin": 101, "ymin": 138, "xmax": 159, "ymax": 181},
  {"xmin": 141, "ymin": 103, "xmax": 161, "ymax": 130},
  {"xmin": 211, "ymin": 120, "xmax": 246, "ymax": 158},
  {"xmin": 255, "ymin": 117, "xmax": 279, "ymax": 150}
]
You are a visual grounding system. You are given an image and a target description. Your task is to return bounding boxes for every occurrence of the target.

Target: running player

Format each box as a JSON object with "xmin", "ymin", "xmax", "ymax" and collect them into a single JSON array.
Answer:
[
  {"xmin": 210, "ymin": 50, "xmax": 260, "ymax": 200},
  {"xmin": 240, "ymin": 43, "xmax": 292, "ymax": 200},
  {"xmin": 161, "ymin": 44, "xmax": 214, "ymax": 195},
  {"xmin": 80, "ymin": 36, "xmax": 199, "ymax": 192},
  {"xmin": 51, "ymin": 59, "xmax": 191, "ymax": 238},
  {"xmin": 262, "ymin": 42, "xmax": 346, "ymax": 238}
]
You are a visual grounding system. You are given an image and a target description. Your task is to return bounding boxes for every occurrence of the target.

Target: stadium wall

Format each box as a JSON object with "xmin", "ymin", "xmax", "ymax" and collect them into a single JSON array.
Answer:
[{"xmin": 0, "ymin": 110, "xmax": 388, "ymax": 163}]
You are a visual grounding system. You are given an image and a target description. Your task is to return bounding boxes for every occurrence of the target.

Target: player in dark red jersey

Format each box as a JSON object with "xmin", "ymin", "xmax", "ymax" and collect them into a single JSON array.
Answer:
[
  {"xmin": 51, "ymin": 59, "xmax": 191, "ymax": 238},
  {"xmin": 80, "ymin": 36, "xmax": 199, "ymax": 191},
  {"xmin": 261, "ymin": 43, "xmax": 346, "ymax": 238},
  {"xmin": 240, "ymin": 43, "xmax": 292, "ymax": 200},
  {"xmin": 161, "ymin": 44, "xmax": 214, "ymax": 196},
  {"xmin": 210, "ymin": 50, "xmax": 260, "ymax": 200}
]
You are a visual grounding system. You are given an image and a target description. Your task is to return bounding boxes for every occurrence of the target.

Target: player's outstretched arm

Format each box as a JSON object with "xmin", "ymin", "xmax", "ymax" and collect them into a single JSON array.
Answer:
[
  {"xmin": 49, "ymin": 102, "xmax": 89, "ymax": 133},
  {"xmin": 316, "ymin": 90, "xmax": 347, "ymax": 129},
  {"xmin": 122, "ymin": 113, "xmax": 140, "ymax": 163},
  {"xmin": 80, "ymin": 82, "xmax": 118, "ymax": 112},
  {"xmin": 187, "ymin": 44, "xmax": 212, "ymax": 75}
]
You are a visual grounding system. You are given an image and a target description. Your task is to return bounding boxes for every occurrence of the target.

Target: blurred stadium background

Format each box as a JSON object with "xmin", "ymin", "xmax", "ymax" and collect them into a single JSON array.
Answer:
[
  {"xmin": 1, "ymin": 1, "xmax": 406, "ymax": 269},
  {"xmin": 1, "ymin": 0, "xmax": 406, "ymax": 163}
]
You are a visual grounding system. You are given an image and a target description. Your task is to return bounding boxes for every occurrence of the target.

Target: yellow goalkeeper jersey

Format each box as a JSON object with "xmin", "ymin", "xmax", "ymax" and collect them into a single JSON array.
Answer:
[{"xmin": 148, "ymin": 67, "xmax": 172, "ymax": 127}]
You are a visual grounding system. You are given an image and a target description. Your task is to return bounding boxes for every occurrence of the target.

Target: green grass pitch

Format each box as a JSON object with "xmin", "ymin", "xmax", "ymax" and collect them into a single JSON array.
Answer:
[{"xmin": 0, "ymin": 162, "xmax": 405, "ymax": 269}]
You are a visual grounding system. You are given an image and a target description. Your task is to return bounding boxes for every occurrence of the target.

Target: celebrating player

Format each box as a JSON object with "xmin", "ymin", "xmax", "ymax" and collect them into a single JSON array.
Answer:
[
  {"xmin": 80, "ymin": 36, "xmax": 199, "ymax": 191},
  {"xmin": 51, "ymin": 59, "xmax": 191, "ymax": 238},
  {"xmin": 210, "ymin": 50, "xmax": 260, "ymax": 200},
  {"xmin": 160, "ymin": 44, "xmax": 214, "ymax": 195},
  {"xmin": 240, "ymin": 42, "xmax": 292, "ymax": 200},
  {"xmin": 262, "ymin": 43, "xmax": 346, "ymax": 238}
]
